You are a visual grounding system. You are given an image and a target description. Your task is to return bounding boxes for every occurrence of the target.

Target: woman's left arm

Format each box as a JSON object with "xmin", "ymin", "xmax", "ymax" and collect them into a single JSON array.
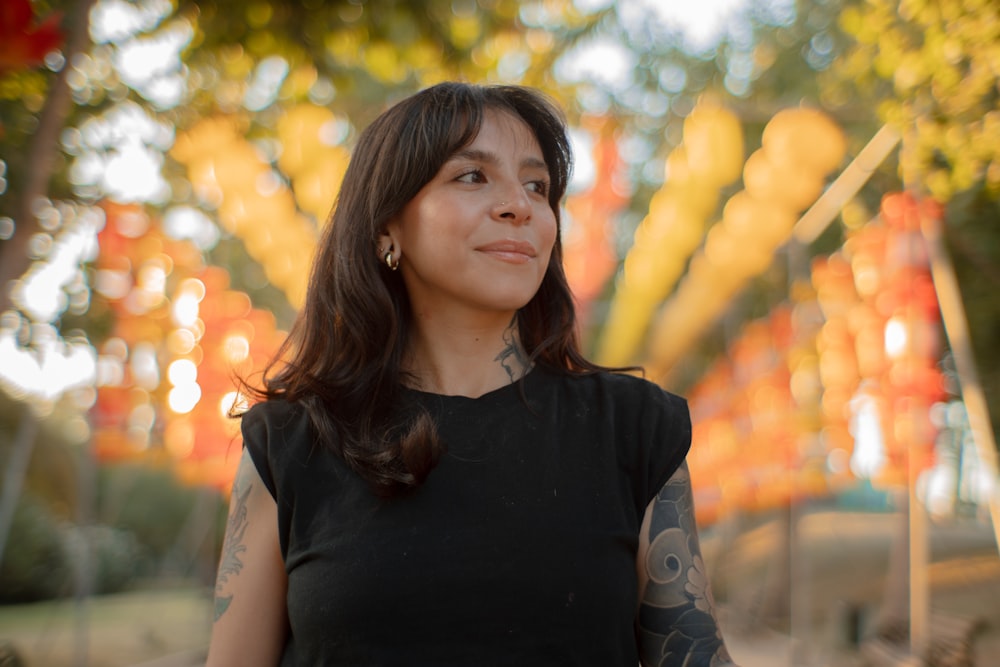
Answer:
[{"xmin": 636, "ymin": 461, "xmax": 741, "ymax": 667}]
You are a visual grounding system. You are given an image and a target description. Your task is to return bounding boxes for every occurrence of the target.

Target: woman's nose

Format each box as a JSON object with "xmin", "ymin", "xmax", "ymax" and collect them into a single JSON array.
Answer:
[{"xmin": 492, "ymin": 189, "xmax": 531, "ymax": 223}]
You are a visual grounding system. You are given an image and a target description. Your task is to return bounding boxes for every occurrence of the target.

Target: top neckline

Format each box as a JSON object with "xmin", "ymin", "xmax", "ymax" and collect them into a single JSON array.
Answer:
[{"xmin": 400, "ymin": 367, "xmax": 542, "ymax": 405}]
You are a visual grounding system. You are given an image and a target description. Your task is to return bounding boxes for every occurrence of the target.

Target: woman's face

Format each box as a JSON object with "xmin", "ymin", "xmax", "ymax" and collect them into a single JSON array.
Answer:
[{"xmin": 385, "ymin": 110, "xmax": 557, "ymax": 321}]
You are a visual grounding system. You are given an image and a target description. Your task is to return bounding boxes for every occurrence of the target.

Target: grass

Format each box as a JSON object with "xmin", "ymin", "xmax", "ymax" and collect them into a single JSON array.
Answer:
[{"xmin": 0, "ymin": 583, "xmax": 211, "ymax": 667}]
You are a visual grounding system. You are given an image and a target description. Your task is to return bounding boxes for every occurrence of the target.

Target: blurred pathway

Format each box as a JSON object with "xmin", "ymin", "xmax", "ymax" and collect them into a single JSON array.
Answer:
[{"xmin": 708, "ymin": 510, "xmax": 999, "ymax": 667}]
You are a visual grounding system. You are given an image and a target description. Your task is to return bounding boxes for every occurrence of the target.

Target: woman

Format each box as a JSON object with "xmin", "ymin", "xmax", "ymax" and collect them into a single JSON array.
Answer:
[{"xmin": 206, "ymin": 82, "xmax": 741, "ymax": 666}]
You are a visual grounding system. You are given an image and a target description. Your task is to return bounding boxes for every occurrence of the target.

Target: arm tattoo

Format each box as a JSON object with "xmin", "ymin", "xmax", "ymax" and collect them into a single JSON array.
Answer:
[
  {"xmin": 493, "ymin": 317, "xmax": 529, "ymax": 384},
  {"xmin": 214, "ymin": 459, "xmax": 253, "ymax": 621},
  {"xmin": 638, "ymin": 464, "xmax": 738, "ymax": 666}
]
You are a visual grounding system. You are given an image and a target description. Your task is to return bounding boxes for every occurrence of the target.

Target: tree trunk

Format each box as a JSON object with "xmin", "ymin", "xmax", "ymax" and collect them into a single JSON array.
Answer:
[
  {"xmin": 0, "ymin": 0, "xmax": 97, "ymax": 314},
  {"xmin": 0, "ymin": 413, "xmax": 39, "ymax": 570}
]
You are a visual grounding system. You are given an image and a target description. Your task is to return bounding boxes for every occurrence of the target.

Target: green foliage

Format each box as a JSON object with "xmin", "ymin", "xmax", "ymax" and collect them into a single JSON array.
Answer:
[
  {"xmin": 831, "ymin": 0, "xmax": 1000, "ymax": 200},
  {"xmin": 0, "ymin": 495, "xmax": 72, "ymax": 603},
  {"xmin": 0, "ymin": 394, "xmax": 80, "ymax": 520},
  {"xmin": 67, "ymin": 523, "xmax": 145, "ymax": 594},
  {"xmin": 96, "ymin": 462, "xmax": 201, "ymax": 569},
  {"xmin": 0, "ymin": 496, "xmax": 146, "ymax": 602},
  {"xmin": 0, "ymin": 394, "xmax": 212, "ymax": 600},
  {"xmin": 173, "ymin": 0, "xmax": 540, "ymax": 123}
]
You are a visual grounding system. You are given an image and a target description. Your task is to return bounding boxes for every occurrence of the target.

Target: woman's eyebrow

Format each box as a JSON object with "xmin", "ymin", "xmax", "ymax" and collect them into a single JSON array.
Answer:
[{"xmin": 450, "ymin": 148, "xmax": 548, "ymax": 172}]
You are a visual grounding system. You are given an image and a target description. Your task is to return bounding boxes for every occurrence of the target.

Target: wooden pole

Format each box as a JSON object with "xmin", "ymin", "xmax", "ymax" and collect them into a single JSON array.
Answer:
[
  {"xmin": 792, "ymin": 125, "xmax": 902, "ymax": 245},
  {"xmin": 908, "ymin": 427, "xmax": 929, "ymax": 660},
  {"xmin": 920, "ymin": 210, "xmax": 1000, "ymax": 553}
]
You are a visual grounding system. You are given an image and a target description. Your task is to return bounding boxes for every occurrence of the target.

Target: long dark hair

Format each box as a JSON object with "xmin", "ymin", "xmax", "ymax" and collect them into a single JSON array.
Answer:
[{"xmin": 250, "ymin": 82, "xmax": 605, "ymax": 496}]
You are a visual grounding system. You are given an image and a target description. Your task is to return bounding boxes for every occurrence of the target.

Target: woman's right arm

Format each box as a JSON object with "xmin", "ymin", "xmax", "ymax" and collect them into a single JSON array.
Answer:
[{"xmin": 205, "ymin": 448, "xmax": 288, "ymax": 667}]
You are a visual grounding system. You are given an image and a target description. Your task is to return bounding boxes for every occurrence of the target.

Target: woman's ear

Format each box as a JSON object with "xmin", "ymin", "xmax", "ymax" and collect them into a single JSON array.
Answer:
[
  {"xmin": 378, "ymin": 229, "xmax": 397, "ymax": 257},
  {"xmin": 378, "ymin": 227, "xmax": 401, "ymax": 271}
]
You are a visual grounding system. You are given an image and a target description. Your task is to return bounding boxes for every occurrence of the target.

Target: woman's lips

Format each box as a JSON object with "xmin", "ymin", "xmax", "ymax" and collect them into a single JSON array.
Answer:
[{"xmin": 476, "ymin": 240, "xmax": 537, "ymax": 263}]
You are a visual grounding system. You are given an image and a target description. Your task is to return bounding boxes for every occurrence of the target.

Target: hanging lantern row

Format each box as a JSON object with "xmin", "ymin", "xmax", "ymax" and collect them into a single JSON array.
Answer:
[
  {"xmin": 90, "ymin": 203, "xmax": 283, "ymax": 490},
  {"xmin": 811, "ymin": 192, "xmax": 947, "ymax": 488},
  {"xmin": 810, "ymin": 252, "xmax": 861, "ymax": 470},
  {"xmin": 597, "ymin": 103, "xmax": 744, "ymax": 366},
  {"xmin": 684, "ymin": 303, "xmax": 832, "ymax": 524},
  {"xmin": 166, "ymin": 265, "xmax": 284, "ymax": 489},
  {"xmin": 682, "ymin": 191, "xmax": 948, "ymax": 523},
  {"xmin": 870, "ymin": 193, "xmax": 946, "ymax": 483},
  {"xmin": 645, "ymin": 108, "xmax": 847, "ymax": 378},
  {"xmin": 171, "ymin": 106, "xmax": 351, "ymax": 309},
  {"xmin": 275, "ymin": 104, "xmax": 351, "ymax": 224},
  {"xmin": 562, "ymin": 116, "xmax": 629, "ymax": 321}
]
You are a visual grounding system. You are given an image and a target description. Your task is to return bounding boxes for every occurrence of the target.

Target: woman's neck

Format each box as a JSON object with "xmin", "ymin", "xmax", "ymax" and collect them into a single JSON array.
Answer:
[{"xmin": 402, "ymin": 313, "xmax": 531, "ymax": 398}]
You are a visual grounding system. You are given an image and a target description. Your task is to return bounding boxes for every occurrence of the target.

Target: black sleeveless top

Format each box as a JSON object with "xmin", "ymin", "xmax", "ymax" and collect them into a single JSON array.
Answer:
[{"xmin": 243, "ymin": 368, "xmax": 691, "ymax": 666}]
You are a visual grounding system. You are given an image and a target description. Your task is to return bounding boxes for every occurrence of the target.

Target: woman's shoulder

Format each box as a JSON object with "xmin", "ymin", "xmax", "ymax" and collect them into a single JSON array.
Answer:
[
  {"xmin": 555, "ymin": 368, "xmax": 687, "ymax": 410},
  {"xmin": 241, "ymin": 396, "xmax": 312, "ymax": 435},
  {"xmin": 549, "ymin": 369, "xmax": 692, "ymax": 493}
]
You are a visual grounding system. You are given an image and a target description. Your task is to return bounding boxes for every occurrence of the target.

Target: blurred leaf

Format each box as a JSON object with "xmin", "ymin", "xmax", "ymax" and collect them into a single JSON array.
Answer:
[{"xmin": 0, "ymin": 0, "xmax": 65, "ymax": 73}]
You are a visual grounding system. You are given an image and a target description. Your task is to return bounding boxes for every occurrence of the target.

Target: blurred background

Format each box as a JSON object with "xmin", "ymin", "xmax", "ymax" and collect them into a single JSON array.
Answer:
[{"xmin": 0, "ymin": 0, "xmax": 998, "ymax": 665}]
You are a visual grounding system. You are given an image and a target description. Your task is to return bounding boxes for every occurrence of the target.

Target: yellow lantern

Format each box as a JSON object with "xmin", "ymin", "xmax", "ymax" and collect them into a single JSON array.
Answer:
[
  {"xmin": 171, "ymin": 117, "xmax": 245, "ymax": 164},
  {"xmin": 743, "ymin": 149, "xmax": 826, "ymax": 212},
  {"xmin": 209, "ymin": 145, "xmax": 269, "ymax": 193},
  {"xmin": 642, "ymin": 194, "xmax": 710, "ymax": 251},
  {"xmin": 721, "ymin": 190, "xmax": 798, "ymax": 247},
  {"xmin": 682, "ymin": 104, "xmax": 745, "ymax": 187},
  {"xmin": 704, "ymin": 224, "xmax": 741, "ymax": 269},
  {"xmin": 762, "ymin": 108, "xmax": 847, "ymax": 175},
  {"xmin": 277, "ymin": 104, "xmax": 338, "ymax": 176}
]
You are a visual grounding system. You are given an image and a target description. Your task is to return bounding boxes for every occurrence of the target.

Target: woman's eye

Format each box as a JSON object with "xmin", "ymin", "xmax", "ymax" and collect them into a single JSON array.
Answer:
[
  {"xmin": 527, "ymin": 180, "xmax": 549, "ymax": 196},
  {"xmin": 457, "ymin": 169, "xmax": 486, "ymax": 184}
]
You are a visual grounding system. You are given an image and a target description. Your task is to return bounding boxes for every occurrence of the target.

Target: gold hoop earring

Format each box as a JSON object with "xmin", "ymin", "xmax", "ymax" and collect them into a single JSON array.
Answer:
[{"xmin": 384, "ymin": 251, "xmax": 399, "ymax": 271}]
